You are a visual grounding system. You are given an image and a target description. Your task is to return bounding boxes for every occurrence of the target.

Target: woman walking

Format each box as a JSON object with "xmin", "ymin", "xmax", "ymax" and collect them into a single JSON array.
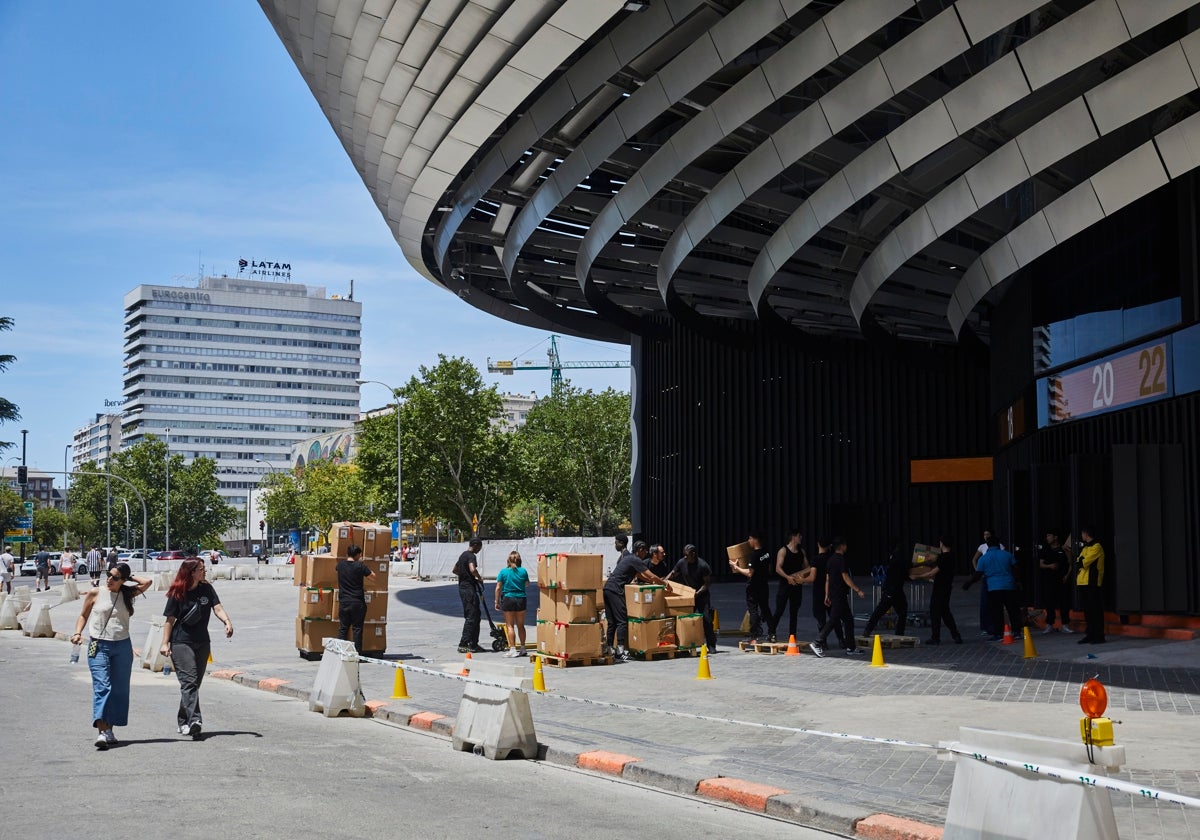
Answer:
[
  {"xmin": 495, "ymin": 551, "xmax": 530, "ymax": 656},
  {"xmin": 69, "ymin": 562, "xmax": 154, "ymax": 749},
  {"xmin": 160, "ymin": 558, "xmax": 234, "ymax": 739}
]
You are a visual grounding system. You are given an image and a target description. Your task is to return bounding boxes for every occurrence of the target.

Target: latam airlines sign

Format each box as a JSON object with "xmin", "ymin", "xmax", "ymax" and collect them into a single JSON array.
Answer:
[{"xmin": 238, "ymin": 258, "xmax": 292, "ymax": 280}]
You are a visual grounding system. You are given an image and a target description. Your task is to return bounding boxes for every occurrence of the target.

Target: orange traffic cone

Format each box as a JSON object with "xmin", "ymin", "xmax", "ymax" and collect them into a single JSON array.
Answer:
[
  {"xmin": 784, "ymin": 635, "xmax": 800, "ymax": 656},
  {"xmin": 1001, "ymin": 624, "xmax": 1015, "ymax": 645},
  {"xmin": 460, "ymin": 651, "xmax": 472, "ymax": 676}
]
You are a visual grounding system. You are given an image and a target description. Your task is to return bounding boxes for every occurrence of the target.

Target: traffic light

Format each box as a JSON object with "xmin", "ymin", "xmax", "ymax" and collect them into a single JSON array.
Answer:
[
  {"xmin": 16, "ymin": 465, "xmax": 27, "ymax": 485},
  {"xmin": 259, "ymin": 519, "xmax": 265, "ymax": 531}
]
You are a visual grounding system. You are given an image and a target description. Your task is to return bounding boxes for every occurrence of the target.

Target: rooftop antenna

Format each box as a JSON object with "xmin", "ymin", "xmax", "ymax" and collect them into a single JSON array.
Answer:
[{"xmin": 348, "ymin": 278, "xmax": 355, "ymax": 301}]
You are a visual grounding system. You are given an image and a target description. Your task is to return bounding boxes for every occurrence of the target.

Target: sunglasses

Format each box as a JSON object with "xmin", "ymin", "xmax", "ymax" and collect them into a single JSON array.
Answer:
[{"xmin": 107, "ymin": 573, "xmax": 123, "ymax": 581}]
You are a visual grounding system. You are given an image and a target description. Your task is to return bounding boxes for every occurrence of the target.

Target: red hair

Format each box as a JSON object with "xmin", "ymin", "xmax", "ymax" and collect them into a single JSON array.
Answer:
[{"xmin": 166, "ymin": 558, "xmax": 204, "ymax": 601}]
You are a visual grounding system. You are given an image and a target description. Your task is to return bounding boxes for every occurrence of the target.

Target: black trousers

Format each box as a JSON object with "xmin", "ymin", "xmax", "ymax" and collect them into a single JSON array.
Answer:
[
  {"xmin": 864, "ymin": 587, "xmax": 908, "ymax": 637},
  {"xmin": 928, "ymin": 587, "xmax": 961, "ymax": 642},
  {"xmin": 171, "ymin": 640, "xmax": 210, "ymax": 729},
  {"xmin": 773, "ymin": 584, "xmax": 804, "ymax": 639},
  {"xmin": 1041, "ymin": 578, "xmax": 1073, "ymax": 627},
  {"xmin": 1080, "ymin": 585, "xmax": 1105, "ymax": 641},
  {"xmin": 987, "ymin": 588, "xmax": 1024, "ymax": 636},
  {"xmin": 746, "ymin": 584, "xmax": 774, "ymax": 638},
  {"xmin": 603, "ymin": 587, "xmax": 628, "ymax": 648},
  {"xmin": 695, "ymin": 593, "xmax": 718, "ymax": 650},
  {"xmin": 816, "ymin": 594, "xmax": 854, "ymax": 648},
  {"xmin": 811, "ymin": 589, "xmax": 845, "ymax": 646},
  {"xmin": 458, "ymin": 582, "xmax": 481, "ymax": 647},
  {"xmin": 338, "ymin": 600, "xmax": 366, "ymax": 652}
]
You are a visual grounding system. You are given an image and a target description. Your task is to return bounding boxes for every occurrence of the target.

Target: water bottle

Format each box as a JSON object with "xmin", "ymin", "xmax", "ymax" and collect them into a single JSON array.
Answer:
[
  {"xmin": 70, "ymin": 643, "xmax": 81, "ymax": 664},
  {"xmin": 163, "ymin": 662, "xmax": 172, "ymax": 676}
]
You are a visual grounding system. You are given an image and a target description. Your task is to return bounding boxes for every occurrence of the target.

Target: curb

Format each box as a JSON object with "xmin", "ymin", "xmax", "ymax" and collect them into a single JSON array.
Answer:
[{"xmin": 209, "ymin": 668, "xmax": 945, "ymax": 837}]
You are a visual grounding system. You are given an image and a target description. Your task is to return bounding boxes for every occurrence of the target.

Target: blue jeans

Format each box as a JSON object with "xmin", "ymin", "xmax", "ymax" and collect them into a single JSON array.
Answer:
[{"xmin": 89, "ymin": 637, "xmax": 134, "ymax": 728}]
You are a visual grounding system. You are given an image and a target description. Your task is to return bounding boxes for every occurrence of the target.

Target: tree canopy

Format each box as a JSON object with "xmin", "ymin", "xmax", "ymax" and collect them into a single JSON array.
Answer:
[{"xmin": 0, "ymin": 315, "xmax": 19, "ymax": 453}]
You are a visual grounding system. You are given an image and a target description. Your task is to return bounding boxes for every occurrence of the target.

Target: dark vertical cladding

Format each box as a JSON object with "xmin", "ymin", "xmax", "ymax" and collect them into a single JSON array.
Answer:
[{"xmin": 636, "ymin": 320, "xmax": 992, "ymax": 575}]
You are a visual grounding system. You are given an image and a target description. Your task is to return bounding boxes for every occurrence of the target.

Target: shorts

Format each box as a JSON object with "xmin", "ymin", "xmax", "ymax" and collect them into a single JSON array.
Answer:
[{"xmin": 500, "ymin": 597, "xmax": 527, "ymax": 613}]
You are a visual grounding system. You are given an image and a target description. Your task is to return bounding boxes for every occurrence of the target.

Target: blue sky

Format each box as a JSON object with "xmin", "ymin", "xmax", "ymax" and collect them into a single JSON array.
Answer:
[{"xmin": 0, "ymin": 2, "xmax": 630, "ymax": 475}]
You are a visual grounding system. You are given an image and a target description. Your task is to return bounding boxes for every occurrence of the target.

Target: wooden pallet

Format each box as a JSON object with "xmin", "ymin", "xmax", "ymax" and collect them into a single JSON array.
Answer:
[
  {"xmin": 298, "ymin": 649, "xmax": 324, "ymax": 661},
  {"xmin": 856, "ymin": 635, "xmax": 920, "ymax": 649},
  {"xmin": 673, "ymin": 646, "xmax": 703, "ymax": 658},
  {"xmin": 627, "ymin": 647, "xmax": 679, "ymax": 661},
  {"xmin": 738, "ymin": 640, "xmax": 805, "ymax": 654},
  {"xmin": 529, "ymin": 652, "xmax": 614, "ymax": 668}
]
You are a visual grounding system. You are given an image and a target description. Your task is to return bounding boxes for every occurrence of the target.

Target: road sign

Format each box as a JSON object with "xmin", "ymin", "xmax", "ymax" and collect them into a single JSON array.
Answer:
[
  {"xmin": 17, "ymin": 517, "xmax": 33, "ymax": 528},
  {"xmin": 24, "ymin": 502, "xmax": 34, "ymax": 515}
]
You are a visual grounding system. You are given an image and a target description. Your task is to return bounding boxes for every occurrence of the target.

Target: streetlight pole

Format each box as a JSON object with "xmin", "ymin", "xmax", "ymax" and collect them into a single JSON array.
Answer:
[
  {"xmin": 357, "ymin": 378, "xmax": 405, "ymax": 569},
  {"xmin": 20, "ymin": 429, "xmax": 28, "ymax": 560},
  {"xmin": 63, "ymin": 443, "xmax": 71, "ymax": 550},
  {"xmin": 255, "ymin": 458, "xmax": 277, "ymax": 552},
  {"xmin": 164, "ymin": 427, "xmax": 171, "ymax": 552}
]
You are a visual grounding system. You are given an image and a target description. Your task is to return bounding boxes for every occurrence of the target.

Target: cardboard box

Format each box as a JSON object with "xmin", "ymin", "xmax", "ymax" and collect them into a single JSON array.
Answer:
[
  {"xmin": 625, "ymin": 584, "xmax": 667, "ymax": 619},
  {"xmin": 727, "ymin": 541, "xmax": 753, "ymax": 568},
  {"xmin": 557, "ymin": 590, "xmax": 598, "ymax": 623},
  {"xmin": 363, "ymin": 589, "xmax": 389, "ymax": 622},
  {"xmin": 292, "ymin": 554, "xmax": 308, "ymax": 586},
  {"xmin": 666, "ymin": 595, "xmax": 695, "ymax": 617},
  {"xmin": 304, "ymin": 555, "xmax": 338, "ymax": 589},
  {"xmin": 628, "ymin": 617, "xmax": 677, "ymax": 653},
  {"xmin": 364, "ymin": 558, "xmax": 390, "ymax": 591},
  {"xmin": 555, "ymin": 553, "xmax": 603, "ymax": 591},
  {"xmin": 329, "ymin": 521, "xmax": 390, "ymax": 559},
  {"xmin": 362, "ymin": 620, "xmax": 387, "ymax": 653},
  {"xmin": 537, "ymin": 553, "xmax": 556, "ymax": 588},
  {"xmin": 911, "ymin": 543, "xmax": 940, "ymax": 566},
  {"xmin": 535, "ymin": 619, "xmax": 554, "ymax": 654},
  {"xmin": 665, "ymin": 581, "xmax": 696, "ymax": 599},
  {"xmin": 546, "ymin": 621, "xmax": 602, "ymax": 659},
  {"xmin": 298, "ymin": 588, "xmax": 337, "ymax": 620},
  {"xmin": 675, "ymin": 614, "xmax": 705, "ymax": 649},
  {"xmin": 536, "ymin": 590, "xmax": 557, "ymax": 623},
  {"xmin": 295, "ymin": 617, "xmax": 339, "ymax": 652}
]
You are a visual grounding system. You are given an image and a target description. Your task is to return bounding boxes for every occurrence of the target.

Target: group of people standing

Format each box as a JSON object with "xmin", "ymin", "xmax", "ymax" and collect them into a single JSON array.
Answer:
[{"xmin": 70, "ymin": 558, "xmax": 233, "ymax": 750}]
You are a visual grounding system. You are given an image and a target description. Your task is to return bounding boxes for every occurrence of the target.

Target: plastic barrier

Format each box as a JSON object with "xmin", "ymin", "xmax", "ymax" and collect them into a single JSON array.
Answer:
[
  {"xmin": 59, "ymin": 578, "xmax": 80, "ymax": 604},
  {"xmin": 209, "ymin": 565, "xmax": 232, "ymax": 581},
  {"xmin": 22, "ymin": 603, "xmax": 55, "ymax": 638},
  {"xmin": 10, "ymin": 586, "xmax": 31, "ymax": 613},
  {"xmin": 140, "ymin": 616, "xmax": 168, "ymax": 672},
  {"xmin": 308, "ymin": 638, "xmax": 366, "ymax": 718},
  {"xmin": 0, "ymin": 596, "xmax": 18, "ymax": 629},
  {"xmin": 451, "ymin": 659, "xmax": 538, "ymax": 760},
  {"xmin": 942, "ymin": 726, "xmax": 1123, "ymax": 839}
]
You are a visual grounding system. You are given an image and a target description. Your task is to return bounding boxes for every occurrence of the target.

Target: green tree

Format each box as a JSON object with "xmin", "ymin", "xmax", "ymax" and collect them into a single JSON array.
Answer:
[
  {"xmin": 33, "ymin": 504, "xmax": 67, "ymax": 549},
  {"xmin": 513, "ymin": 386, "xmax": 631, "ymax": 535},
  {"xmin": 296, "ymin": 459, "xmax": 373, "ymax": 545},
  {"xmin": 0, "ymin": 315, "xmax": 19, "ymax": 453},
  {"xmin": 0, "ymin": 485, "xmax": 22, "ymax": 535},
  {"xmin": 258, "ymin": 470, "xmax": 304, "ymax": 534},
  {"xmin": 357, "ymin": 356, "xmax": 508, "ymax": 537}
]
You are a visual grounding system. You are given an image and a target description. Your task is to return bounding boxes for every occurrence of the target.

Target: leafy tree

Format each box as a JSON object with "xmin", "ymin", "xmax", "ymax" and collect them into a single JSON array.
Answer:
[
  {"xmin": 0, "ymin": 315, "xmax": 18, "ymax": 453},
  {"xmin": 32, "ymin": 504, "xmax": 67, "ymax": 549},
  {"xmin": 296, "ymin": 459, "xmax": 373, "ymax": 545},
  {"xmin": 513, "ymin": 386, "xmax": 631, "ymax": 535},
  {"xmin": 359, "ymin": 356, "xmax": 508, "ymax": 537},
  {"xmin": 0, "ymin": 485, "xmax": 22, "ymax": 535},
  {"xmin": 258, "ymin": 470, "xmax": 304, "ymax": 533}
]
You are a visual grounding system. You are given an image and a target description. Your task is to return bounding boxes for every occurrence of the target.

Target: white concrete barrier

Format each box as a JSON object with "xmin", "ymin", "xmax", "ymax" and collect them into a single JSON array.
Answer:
[
  {"xmin": 309, "ymin": 638, "xmax": 366, "ymax": 718},
  {"xmin": 942, "ymin": 726, "xmax": 1124, "ymax": 839},
  {"xmin": 140, "ymin": 617, "xmax": 168, "ymax": 672},
  {"xmin": 10, "ymin": 586, "xmax": 31, "ymax": 613},
  {"xmin": 451, "ymin": 660, "xmax": 538, "ymax": 760},
  {"xmin": 0, "ymin": 596, "xmax": 18, "ymax": 629},
  {"xmin": 59, "ymin": 578, "xmax": 80, "ymax": 604},
  {"xmin": 22, "ymin": 603, "xmax": 55, "ymax": 638}
]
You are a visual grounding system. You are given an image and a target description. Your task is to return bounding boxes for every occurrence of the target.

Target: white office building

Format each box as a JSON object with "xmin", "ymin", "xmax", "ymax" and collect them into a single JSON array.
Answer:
[
  {"xmin": 120, "ymin": 276, "xmax": 362, "ymax": 541},
  {"xmin": 72, "ymin": 413, "xmax": 123, "ymax": 471}
]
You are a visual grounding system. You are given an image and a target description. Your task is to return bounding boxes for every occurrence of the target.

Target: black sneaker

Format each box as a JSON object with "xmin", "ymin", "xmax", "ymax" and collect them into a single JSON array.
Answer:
[
  {"xmin": 808, "ymin": 642, "xmax": 825, "ymax": 657},
  {"xmin": 768, "ymin": 635, "xmax": 777, "ymax": 643},
  {"xmin": 469, "ymin": 644, "xmax": 487, "ymax": 653},
  {"xmin": 844, "ymin": 648, "xmax": 864, "ymax": 656},
  {"xmin": 188, "ymin": 722, "xmax": 202, "ymax": 739},
  {"xmin": 457, "ymin": 645, "xmax": 470, "ymax": 653}
]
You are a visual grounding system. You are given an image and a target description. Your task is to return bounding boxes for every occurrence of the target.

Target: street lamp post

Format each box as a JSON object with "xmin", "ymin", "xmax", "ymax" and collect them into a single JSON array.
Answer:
[
  {"xmin": 255, "ymin": 458, "xmax": 278, "ymax": 553},
  {"xmin": 63, "ymin": 444, "xmax": 71, "ymax": 550},
  {"xmin": 164, "ymin": 427, "xmax": 171, "ymax": 552},
  {"xmin": 356, "ymin": 379, "xmax": 406, "ymax": 572},
  {"xmin": 20, "ymin": 429, "xmax": 28, "ymax": 560}
]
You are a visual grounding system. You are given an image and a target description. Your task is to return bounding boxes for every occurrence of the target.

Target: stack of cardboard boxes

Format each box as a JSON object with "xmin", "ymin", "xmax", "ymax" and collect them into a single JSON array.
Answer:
[
  {"xmin": 626, "ymin": 581, "xmax": 706, "ymax": 655},
  {"xmin": 535, "ymin": 553, "xmax": 604, "ymax": 660},
  {"xmin": 294, "ymin": 522, "xmax": 391, "ymax": 658}
]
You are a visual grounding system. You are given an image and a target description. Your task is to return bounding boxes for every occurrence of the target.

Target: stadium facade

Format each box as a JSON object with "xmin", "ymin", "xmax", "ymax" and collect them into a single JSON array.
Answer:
[{"xmin": 261, "ymin": 0, "xmax": 1200, "ymax": 614}]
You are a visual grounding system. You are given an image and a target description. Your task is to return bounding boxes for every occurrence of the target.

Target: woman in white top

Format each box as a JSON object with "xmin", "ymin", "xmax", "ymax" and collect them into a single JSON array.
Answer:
[{"xmin": 69, "ymin": 562, "xmax": 153, "ymax": 750}]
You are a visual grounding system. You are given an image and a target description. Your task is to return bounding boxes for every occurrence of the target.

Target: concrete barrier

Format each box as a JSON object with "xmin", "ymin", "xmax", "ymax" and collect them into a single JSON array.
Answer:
[
  {"xmin": 59, "ymin": 578, "xmax": 80, "ymax": 604},
  {"xmin": 0, "ymin": 596, "xmax": 18, "ymax": 629},
  {"xmin": 22, "ymin": 603, "xmax": 55, "ymax": 638},
  {"xmin": 140, "ymin": 617, "xmax": 168, "ymax": 672},
  {"xmin": 451, "ymin": 660, "xmax": 538, "ymax": 760},
  {"xmin": 308, "ymin": 638, "xmax": 366, "ymax": 717}
]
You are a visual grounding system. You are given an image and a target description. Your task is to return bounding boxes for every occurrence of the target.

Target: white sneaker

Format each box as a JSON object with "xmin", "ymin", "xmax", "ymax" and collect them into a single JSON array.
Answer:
[
  {"xmin": 503, "ymin": 648, "xmax": 518, "ymax": 658},
  {"xmin": 1059, "ymin": 625, "xmax": 1074, "ymax": 633},
  {"xmin": 1041, "ymin": 626, "xmax": 1056, "ymax": 634},
  {"xmin": 95, "ymin": 733, "xmax": 108, "ymax": 751}
]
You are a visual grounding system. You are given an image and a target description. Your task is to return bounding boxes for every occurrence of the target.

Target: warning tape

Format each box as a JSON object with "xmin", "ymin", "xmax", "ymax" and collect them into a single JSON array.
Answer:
[{"xmin": 357, "ymin": 655, "xmax": 1200, "ymax": 808}]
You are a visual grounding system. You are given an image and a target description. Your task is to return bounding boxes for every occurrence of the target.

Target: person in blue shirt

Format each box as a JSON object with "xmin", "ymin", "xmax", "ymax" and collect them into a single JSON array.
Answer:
[
  {"xmin": 494, "ymin": 551, "xmax": 530, "ymax": 657},
  {"xmin": 977, "ymin": 537, "xmax": 1023, "ymax": 641}
]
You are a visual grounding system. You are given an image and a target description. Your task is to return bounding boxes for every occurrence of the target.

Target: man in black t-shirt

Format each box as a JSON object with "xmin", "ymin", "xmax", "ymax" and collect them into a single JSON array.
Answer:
[
  {"xmin": 336, "ymin": 544, "xmax": 375, "ymax": 653},
  {"xmin": 729, "ymin": 533, "xmax": 777, "ymax": 642},
  {"xmin": 646, "ymin": 544, "xmax": 671, "ymax": 579},
  {"xmin": 912, "ymin": 538, "xmax": 961, "ymax": 644},
  {"xmin": 603, "ymin": 536, "xmax": 664, "ymax": 660},
  {"xmin": 1038, "ymin": 530, "xmax": 1073, "ymax": 633},
  {"xmin": 666, "ymin": 544, "xmax": 717, "ymax": 652},
  {"xmin": 810, "ymin": 538, "xmax": 865, "ymax": 656},
  {"xmin": 455, "ymin": 539, "xmax": 485, "ymax": 653},
  {"xmin": 863, "ymin": 543, "xmax": 911, "ymax": 637}
]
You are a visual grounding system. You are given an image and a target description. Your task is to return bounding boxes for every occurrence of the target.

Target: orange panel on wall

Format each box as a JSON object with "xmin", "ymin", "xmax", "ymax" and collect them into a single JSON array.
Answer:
[{"xmin": 910, "ymin": 457, "xmax": 993, "ymax": 484}]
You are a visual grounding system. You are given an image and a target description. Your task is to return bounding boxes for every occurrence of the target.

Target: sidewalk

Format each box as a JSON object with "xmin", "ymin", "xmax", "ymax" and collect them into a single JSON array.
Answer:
[{"xmin": 14, "ymin": 575, "xmax": 1200, "ymax": 838}]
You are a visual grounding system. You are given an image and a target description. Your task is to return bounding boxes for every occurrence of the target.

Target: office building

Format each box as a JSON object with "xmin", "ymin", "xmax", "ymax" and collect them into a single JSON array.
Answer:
[{"xmin": 72, "ymin": 413, "xmax": 123, "ymax": 471}]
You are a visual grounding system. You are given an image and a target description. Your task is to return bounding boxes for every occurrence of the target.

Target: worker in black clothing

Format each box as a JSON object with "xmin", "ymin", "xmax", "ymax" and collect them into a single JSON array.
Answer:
[
  {"xmin": 773, "ymin": 529, "xmax": 814, "ymax": 641},
  {"xmin": 729, "ymin": 532, "xmax": 777, "ymax": 642},
  {"xmin": 912, "ymin": 538, "xmax": 962, "ymax": 645},
  {"xmin": 336, "ymin": 544, "xmax": 376, "ymax": 653},
  {"xmin": 1038, "ymin": 530, "xmax": 1073, "ymax": 633},
  {"xmin": 646, "ymin": 543, "xmax": 671, "ymax": 579},
  {"xmin": 455, "ymin": 539, "xmax": 486, "ymax": 653},
  {"xmin": 809, "ymin": 539, "xmax": 844, "ymax": 647},
  {"xmin": 603, "ymin": 537, "xmax": 665, "ymax": 661},
  {"xmin": 863, "ymin": 541, "xmax": 911, "ymax": 637},
  {"xmin": 665, "ymin": 544, "xmax": 717, "ymax": 652},
  {"xmin": 809, "ymin": 537, "xmax": 864, "ymax": 656}
]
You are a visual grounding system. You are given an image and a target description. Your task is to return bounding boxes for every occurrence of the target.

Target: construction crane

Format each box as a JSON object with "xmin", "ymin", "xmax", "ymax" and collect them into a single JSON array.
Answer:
[{"xmin": 487, "ymin": 335, "xmax": 630, "ymax": 392}]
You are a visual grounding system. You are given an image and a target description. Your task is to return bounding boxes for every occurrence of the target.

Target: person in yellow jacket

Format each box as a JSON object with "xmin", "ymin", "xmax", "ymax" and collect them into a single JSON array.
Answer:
[{"xmin": 1068, "ymin": 527, "xmax": 1105, "ymax": 644}]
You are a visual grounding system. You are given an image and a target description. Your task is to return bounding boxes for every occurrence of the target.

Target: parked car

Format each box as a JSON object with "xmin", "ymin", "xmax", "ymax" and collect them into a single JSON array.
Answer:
[
  {"xmin": 19, "ymin": 559, "xmax": 37, "ymax": 576},
  {"xmin": 155, "ymin": 550, "xmax": 193, "ymax": 562}
]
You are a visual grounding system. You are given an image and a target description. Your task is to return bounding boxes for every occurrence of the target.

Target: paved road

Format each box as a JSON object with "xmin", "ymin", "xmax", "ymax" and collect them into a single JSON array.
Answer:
[
  {"xmin": 6, "ymin": 572, "xmax": 1200, "ymax": 837},
  {"xmin": 0, "ymin": 632, "xmax": 838, "ymax": 840}
]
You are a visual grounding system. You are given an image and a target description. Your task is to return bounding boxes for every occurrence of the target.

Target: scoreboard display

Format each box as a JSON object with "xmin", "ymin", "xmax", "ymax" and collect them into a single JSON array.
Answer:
[{"xmin": 1040, "ymin": 339, "xmax": 1172, "ymax": 425}]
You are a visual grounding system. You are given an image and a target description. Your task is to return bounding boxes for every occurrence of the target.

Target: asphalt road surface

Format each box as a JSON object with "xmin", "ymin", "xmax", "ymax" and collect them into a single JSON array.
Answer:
[{"xmin": 0, "ymin": 632, "xmax": 842, "ymax": 840}]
